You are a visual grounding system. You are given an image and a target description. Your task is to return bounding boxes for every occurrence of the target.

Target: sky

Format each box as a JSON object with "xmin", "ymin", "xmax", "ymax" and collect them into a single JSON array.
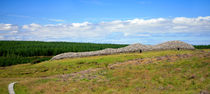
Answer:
[{"xmin": 0, "ymin": 0, "xmax": 210, "ymax": 45}]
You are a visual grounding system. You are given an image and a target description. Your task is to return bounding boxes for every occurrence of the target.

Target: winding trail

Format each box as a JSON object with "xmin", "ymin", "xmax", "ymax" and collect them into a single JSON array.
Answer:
[{"xmin": 8, "ymin": 82, "xmax": 16, "ymax": 94}]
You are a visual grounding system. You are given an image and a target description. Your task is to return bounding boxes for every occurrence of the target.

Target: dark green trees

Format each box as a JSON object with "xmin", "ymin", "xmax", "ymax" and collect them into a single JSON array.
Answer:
[{"xmin": 0, "ymin": 41, "xmax": 127, "ymax": 66}]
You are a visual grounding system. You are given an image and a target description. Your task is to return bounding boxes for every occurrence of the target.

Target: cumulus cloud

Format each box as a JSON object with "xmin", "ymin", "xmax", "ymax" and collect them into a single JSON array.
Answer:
[
  {"xmin": 0, "ymin": 16, "xmax": 210, "ymax": 44},
  {"xmin": 172, "ymin": 16, "xmax": 210, "ymax": 25},
  {"xmin": 0, "ymin": 24, "xmax": 18, "ymax": 31},
  {"xmin": 22, "ymin": 23, "xmax": 42, "ymax": 31}
]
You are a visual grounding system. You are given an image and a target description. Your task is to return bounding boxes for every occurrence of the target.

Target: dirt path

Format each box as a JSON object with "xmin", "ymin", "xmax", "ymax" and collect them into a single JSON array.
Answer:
[{"xmin": 8, "ymin": 82, "xmax": 16, "ymax": 94}]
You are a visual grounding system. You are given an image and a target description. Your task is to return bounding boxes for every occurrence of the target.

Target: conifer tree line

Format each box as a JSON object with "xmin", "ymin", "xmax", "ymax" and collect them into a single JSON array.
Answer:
[
  {"xmin": 0, "ymin": 41, "xmax": 127, "ymax": 66},
  {"xmin": 193, "ymin": 45, "xmax": 210, "ymax": 49}
]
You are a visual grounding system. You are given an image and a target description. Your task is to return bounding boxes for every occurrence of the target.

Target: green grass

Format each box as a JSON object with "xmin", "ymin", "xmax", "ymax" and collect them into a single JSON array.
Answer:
[
  {"xmin": 0, "ymin": 50, "xmax": 197, "ymax": 78},
  {"xmin": 0, "ymin": 49, "xmax": 209, "ymax": 94},
  {"xmin": 21, "ymin": 51, "xmax": 208, "ymax": 94},
  {"xmin": 15, "ymin": 83, "xmax": 29, "ymax": 94}
]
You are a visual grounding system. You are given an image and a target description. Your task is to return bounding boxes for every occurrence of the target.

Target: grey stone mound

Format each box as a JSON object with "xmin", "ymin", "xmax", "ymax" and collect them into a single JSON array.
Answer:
[
  {"xmin": 154, "ymin": 41, "xmax": 195, "ymax": 50},
  {"xmin": 51, "ymin": 40, "xmax": 195, "ymax": 60}
]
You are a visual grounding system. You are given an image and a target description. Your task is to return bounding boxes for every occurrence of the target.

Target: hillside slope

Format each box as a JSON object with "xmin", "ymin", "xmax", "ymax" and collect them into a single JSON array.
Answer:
[{"xmin": 0, "ymin": 49, "xmax": 209, "ymax": 94}]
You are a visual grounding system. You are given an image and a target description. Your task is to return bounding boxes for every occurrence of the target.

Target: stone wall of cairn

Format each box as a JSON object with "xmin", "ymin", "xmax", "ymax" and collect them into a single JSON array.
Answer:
[{"xmin": 51, "ymin": 40, "xmax": 195, "ymax": 60}]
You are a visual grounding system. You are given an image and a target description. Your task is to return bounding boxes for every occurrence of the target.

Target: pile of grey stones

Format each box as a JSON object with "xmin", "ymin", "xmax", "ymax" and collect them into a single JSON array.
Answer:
[{"xmin": 51, "ymin": 40, "xmax": 195, "ymax": 60}]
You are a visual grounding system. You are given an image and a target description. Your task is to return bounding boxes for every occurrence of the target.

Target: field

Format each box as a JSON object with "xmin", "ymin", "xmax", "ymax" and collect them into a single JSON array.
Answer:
[{"xmin": 0, "ymin": 49, "xmax": 209, "ymax": 94}]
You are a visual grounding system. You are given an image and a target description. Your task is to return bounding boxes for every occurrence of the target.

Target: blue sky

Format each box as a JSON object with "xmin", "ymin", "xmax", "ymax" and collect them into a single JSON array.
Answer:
[{"xmin": 0, "ymin": 0, "xmax": 210, "ymax": 44}]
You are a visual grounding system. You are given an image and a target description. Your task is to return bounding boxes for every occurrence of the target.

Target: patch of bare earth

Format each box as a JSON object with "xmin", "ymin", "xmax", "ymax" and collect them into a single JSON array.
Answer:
[{"xmin": 57, "ymin": 68, "xmax": 102, "ymax": 81}]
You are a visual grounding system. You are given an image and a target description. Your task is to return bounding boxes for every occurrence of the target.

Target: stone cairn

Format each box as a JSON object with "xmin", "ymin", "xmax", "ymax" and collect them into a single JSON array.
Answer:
[{"xmin": 51, "ymin": 40, "xmax": 195, "ymax": 60}]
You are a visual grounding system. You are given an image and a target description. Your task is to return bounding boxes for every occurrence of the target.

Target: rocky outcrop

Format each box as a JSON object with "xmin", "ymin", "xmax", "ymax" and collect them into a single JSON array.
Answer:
[{"xmin": 51, "ymin": 40, "xmax": 195, "ymax": 60}]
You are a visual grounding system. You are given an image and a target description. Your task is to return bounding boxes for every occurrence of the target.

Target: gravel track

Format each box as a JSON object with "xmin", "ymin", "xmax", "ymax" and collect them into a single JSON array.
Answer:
[{"xmin": 8, "ymin": 82, "xmax": 16, "ymax": 94}]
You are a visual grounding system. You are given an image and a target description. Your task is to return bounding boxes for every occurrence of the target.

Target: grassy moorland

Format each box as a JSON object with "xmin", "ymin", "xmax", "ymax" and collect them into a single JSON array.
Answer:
[{"xmin": 0, "ymin": 49, "xmax": 209, "ymax": 94}]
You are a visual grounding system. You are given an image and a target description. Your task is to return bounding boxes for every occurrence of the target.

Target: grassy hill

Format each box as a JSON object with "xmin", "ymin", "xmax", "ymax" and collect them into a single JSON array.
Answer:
[{"xmin": 0, "ymin": 49, "xmax": 209, "ymax": 94}]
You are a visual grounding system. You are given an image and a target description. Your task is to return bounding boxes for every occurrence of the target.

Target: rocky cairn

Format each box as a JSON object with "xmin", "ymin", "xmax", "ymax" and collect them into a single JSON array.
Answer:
[{"xmin": 51, "ymin": 40, "xmax": 195, "ymax": 60}]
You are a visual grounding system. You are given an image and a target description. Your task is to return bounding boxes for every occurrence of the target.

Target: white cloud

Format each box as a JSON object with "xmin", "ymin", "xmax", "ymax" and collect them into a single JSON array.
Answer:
[
  {"xmin": 72, "ymin": 22, "xmax": 90, "ymax": 27},
  {"xmin": 22, "ymin": 23, "xmax": 42, "ymax": 31},
  {"xmin": 0, "ymin": 24, "xmax": 18, "ymax": 31},
  {"xmin": 127, "ymin": 18, "xmax": 166, "ymax": 25},
  {"xmin": 173, "ymin": 16, "xmax": 210, "ymax": 25},
  {"xmin": 124, "ymin": 33, "xmax": 150, "ymax": 37},
  {"xmin": 1, "ymin": 16, "xmax": 210, "ymax": 44},
  {"xmin": 173, "ymin": 26, "xmax": 188, "ymax": 29}
]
